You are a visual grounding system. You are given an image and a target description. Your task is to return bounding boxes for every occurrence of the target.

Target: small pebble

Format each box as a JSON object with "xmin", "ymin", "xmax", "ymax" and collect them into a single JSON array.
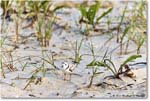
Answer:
[
  {"xmin": 52, "ymin": 44, "xmax": 56, "ymax": 47},
  {"xmin": 56, "ymin": 92, "xmax": 59, "ymax": 96}
]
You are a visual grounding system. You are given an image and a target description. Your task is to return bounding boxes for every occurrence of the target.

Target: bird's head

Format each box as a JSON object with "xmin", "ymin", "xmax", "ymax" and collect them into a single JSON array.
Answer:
[{"xmin": 62, "ymin": 62, "xmax": 69, "ymax": 69}]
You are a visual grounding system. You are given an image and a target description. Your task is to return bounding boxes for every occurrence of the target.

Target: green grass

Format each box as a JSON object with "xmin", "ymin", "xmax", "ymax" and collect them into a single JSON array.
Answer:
[
  {"xmin": 86, "ymin": 66, "xmax": 103, "ymax": 88},
  {"xmin": 0, "ymin": 32, "xmax": 9, "ymax": 78},
  {"xmin": 120, "ymin": 26, "xmax": 130, "ymax": 55},
  {"xmin": 1, "ymin": 1, "xmax": 13, "ymax": 33},
  {"xmin": 0, "ymin": 1, "xmax": 146, "ymax": 87},
  {"xmin": 135, "ymin": 35, "xmax": 145, "ymax": 54},
  {"xmin": 73, "ymin": 39, "xmax": 84, "ymax": 64},
  {"xmin": 87, "ymin": 54, "xmax": 142, "ymax": 79},
  {"xmin": 79, "ymin": 1, "xmax": 113, "ymax": 30},
  {"xmin": 116, "ymin": 2, "xmax": 128, "ymax": 43},
  {"xmin": 126, "ymin": 0, "xmax": 146, "ymax": 54},
  {"xmin": 36, "ymin": 16, "xmax": 55, "ymax": 47},
  {"xmin": 86, "ymin": 48, "xmax": 108, "ymax": 88}
]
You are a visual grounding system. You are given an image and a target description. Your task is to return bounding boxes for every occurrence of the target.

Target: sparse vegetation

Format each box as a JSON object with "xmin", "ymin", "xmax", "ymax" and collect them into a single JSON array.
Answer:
[
  {"xmin": 36, "ymin": 16, "xmax": 55, "ymax": 47},
  {"xmin": 87, "ymin": 55, "xmax": 142, "ymax": 79},
  {"xmin": 73, "ymin": 39, "xmax": 84, "ymax": 64},
  {"xmin": 116, "ymin": 2, "xmax": 128, "ymax": 43},
  {"xmin": 119, "ymin": 26, "xmax": 130, "ymax": 55},
  {"xmin": 1, "ymin": 1, "xmax": 13, "ymax": 33},
  {"xmin": 0, "ymin": 0, "xmax": 147, "ymax": 98},
  {"xmin": 86, "ymin": 42, "xmax": 106, "ymax": 88},
  {"xmin": 79, "ymin": 1, "xmax": 113, "ymax": 35}
]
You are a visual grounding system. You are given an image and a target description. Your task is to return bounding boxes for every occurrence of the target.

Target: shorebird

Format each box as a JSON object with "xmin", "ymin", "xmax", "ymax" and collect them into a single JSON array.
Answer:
[
  {"xmin": 0, "ymin": 8, "xmax": 3, "ymax": 16},
  {"xmin": 61, "ymin": 62, "xmax": 76, "ymax": 81}
]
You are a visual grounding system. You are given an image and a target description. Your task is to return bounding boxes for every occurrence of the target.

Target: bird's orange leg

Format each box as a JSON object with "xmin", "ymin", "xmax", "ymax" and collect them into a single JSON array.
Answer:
[
  {"xmin": 69, "ymin": 73, "xmax": 72, "ymax": 81},
  {"xmin": 64, "ymin": 73, "xmax": 66, "ymax": 81}
]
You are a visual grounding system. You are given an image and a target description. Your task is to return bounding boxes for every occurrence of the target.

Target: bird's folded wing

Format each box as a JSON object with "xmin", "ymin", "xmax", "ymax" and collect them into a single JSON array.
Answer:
[{"xmin": 70, "ymin": 64, "xmax": 76, "ymax": 71}]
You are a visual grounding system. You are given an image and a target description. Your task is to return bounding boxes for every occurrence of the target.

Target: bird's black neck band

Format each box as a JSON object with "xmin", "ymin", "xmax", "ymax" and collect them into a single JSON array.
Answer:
[{"xmin": 65, "ymin": 65, "xmax": 69, "ymax": 70}]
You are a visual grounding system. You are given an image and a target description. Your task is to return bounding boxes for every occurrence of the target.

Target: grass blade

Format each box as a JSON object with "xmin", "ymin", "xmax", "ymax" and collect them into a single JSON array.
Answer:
[
  {"xmin": 96, "ymin": 7, "xmax": 113, "ymax": 23},
  {"xmin": 118, "ymin": 55, "xmax": 142, "ymax": 73}
]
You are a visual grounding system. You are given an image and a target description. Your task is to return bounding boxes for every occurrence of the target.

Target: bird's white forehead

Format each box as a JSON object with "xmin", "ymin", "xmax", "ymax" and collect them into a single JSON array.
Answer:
[{"xmin": 62, "ymin": 62, "xmax": 68, "ymax": 67}]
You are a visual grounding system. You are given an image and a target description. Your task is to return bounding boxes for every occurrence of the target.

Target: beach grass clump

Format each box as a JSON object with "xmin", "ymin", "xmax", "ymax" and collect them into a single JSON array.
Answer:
[
  {"xmin": 126, "ymin": 0, "xmax": 146, "ymax": 54},
  {"xmin": 86, "ymin": 65, "xmax": 103, "ymax": 88},
  {"xmin": 135, "ymin": 35, "xmax": 145, "ymax": 54},
  {"xmin": 119, "ymin": 26, "xmax": 130, "ymax": 55},
  {"xmin": 117, "ymin": 0, "xmax": 146, "ymax": 54},
  {"xmin": 36, "ymin": 16, "xmax": 55, "ymax": 47},
  {"xmin": 1, "ymin": 1, "xmax": 13, "ymax": 33},
  {"xmin": 73, "ymin": 39, "xmax": 84, "ymax": 64},
  {"xmin": 79, "ymin": 1, "xmax": 113, "ymax": 35},
  {"xmin": 116, "ymin": 2, "xmax": 128, "ymax": 43},
  {"xmin": 86, "ymin": 41, "xmax": 105, "ymax": 88},
  {"xmin": 0, "ymin": 36, "xmax": 7, "ymax": 78},
  {"xmin": 87, "ymin": 54, "xmax": 142, "ymax": 79}
]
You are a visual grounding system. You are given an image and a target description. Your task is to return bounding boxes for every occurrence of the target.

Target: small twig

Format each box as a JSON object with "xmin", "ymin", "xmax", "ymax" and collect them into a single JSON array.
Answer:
[
  {"xmin": 95, "ymin": 82, "xmax": 119, "ymax": 88},
  {"xmin": 23, "ymin": 77, "xmax": 34, "ymax": 90},
  {"xmin": 129, "ymin": 62, "xmax": 147, "ymax": 66},
  {"xmin": 118, "ymin": 84, "xmax": 134, "ymax": 89}
]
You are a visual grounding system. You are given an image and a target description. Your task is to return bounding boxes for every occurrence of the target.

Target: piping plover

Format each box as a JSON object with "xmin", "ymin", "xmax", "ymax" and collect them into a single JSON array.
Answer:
[
  {"xmin": 0, "ymin": 8, "xmax": 3, "ymax": 16},
  {"xmin": 61, "ymin": 62, "xmax": 76, "ymax": 81}
]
